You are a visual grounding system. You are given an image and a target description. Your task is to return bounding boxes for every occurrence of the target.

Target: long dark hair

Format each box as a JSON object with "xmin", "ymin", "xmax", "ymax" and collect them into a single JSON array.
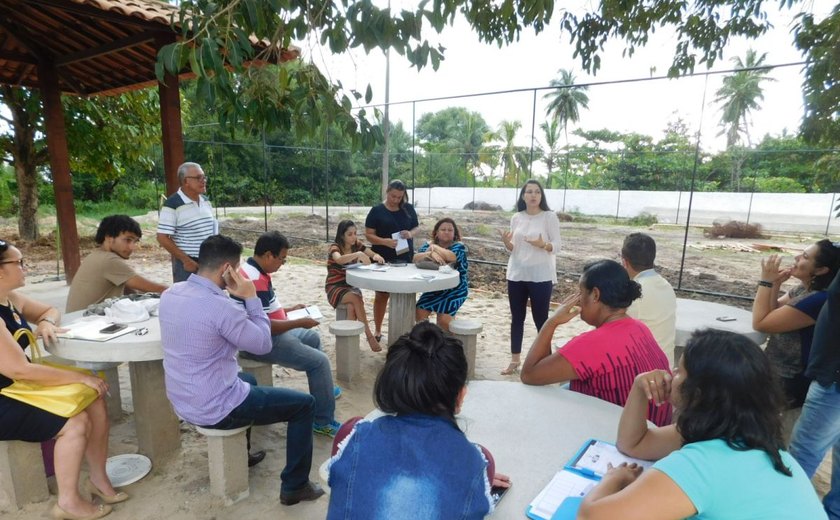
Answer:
[
  {"xmin": 677, "ymin": 329, "xmax": 791, "ymax": 476},
  {"xmin": 580, "ymin": 260, "xmax": 642, "ymax": 309},
  {"xmin": 334, "ymin": 220, "xmax": 357, "ymax": 252},
  {"xmin": 373, "ymin": 322, "xmax": 467, "ymax": 427},
  {"xmin": 516, "ymin": 179, "xmax": 551, "ymax": 212},
  {"xmin": 812, "ymin": 239, "xmax": 840, "ymax": 290}
]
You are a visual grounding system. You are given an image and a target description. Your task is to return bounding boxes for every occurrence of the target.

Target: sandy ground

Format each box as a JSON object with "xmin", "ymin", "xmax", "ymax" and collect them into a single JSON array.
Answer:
[{"xmin": 6, "ymin": 254, "xmax": 833, "ymax": 518}]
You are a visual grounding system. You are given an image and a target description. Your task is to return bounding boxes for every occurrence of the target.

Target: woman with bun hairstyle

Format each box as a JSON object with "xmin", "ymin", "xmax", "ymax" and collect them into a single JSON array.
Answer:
[
  {"xmin": 327, "ymin": 322, "xmax": 510, "ymax": 519},
  {"xmin": 520, "ymin": 259, "xmax": 672, "ymax": 426}
]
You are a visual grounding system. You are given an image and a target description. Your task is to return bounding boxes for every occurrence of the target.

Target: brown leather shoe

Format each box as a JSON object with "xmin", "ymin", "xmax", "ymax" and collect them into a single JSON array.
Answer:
[{"xmin": 279, "ymin": 481, "xmax": 325, "ymax": 506}]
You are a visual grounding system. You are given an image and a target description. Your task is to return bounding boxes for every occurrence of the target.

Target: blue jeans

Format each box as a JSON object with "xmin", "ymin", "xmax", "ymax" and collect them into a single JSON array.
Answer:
[
  {"xmin": 202, "ymin": 373, "xmax": 315, "ymax": 493},
  {"xmin": 171, "ymin": 257, "xmax": 197, "ymax": 283},
  {"xmin": 241, "ymin": 328, "xmax": 335, "ymax": 425},
  {"xmin": 507, "ymin": 280, "xmax": 553, "ymax": 354},
  {"xmin": 789, "ymin": 381, "xmax": 840, "ymax": 519}
]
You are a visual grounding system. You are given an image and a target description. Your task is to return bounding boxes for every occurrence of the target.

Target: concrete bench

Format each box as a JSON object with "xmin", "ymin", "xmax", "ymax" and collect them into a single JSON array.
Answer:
[
  {"xmin": 237, "ymin": 355, "xmax": 273, "ymax": 387},
  {"xmin": 449, "ymin": 320, "xmax": 483, "ymax": 380},
  {"xmin": 0, "ymin": 440, "xmax": 49, "ymax": 511},
  {"xmin": 334, "ymin": 303, "xmax": 352, "ymax": 321},
  {"xmin": 194, "ymin": 425, "xmax": 250, "ymax": 505},
  {"xmin": 329, "ymin": 320, "xmax": 365, "ymax": 384}
]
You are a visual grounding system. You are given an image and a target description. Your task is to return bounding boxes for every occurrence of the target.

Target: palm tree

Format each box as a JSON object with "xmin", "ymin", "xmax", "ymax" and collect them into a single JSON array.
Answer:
[
  {"xmin": 490, "ymin": 120, "xmax": 522, "ymax": 186},
  {"xmin": 714, "ymin": 49, "xmax": 775, "ymax": 190},
  {"xmin": 543, "ymin": 69, "xmax": 589, "ymax": 200},
  {"xmin": 539, "ymin": 119, "xmax": 562, "ymax": 188}
]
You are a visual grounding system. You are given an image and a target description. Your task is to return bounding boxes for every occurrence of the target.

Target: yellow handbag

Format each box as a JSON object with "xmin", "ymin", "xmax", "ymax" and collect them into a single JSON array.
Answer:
[{"xmin": 0, "ymin": 329, "xmax": 100, "ymax": 418}]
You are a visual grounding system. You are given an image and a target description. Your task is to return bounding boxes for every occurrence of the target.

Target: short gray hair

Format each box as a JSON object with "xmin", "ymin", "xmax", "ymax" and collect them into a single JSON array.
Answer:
[{"xmin": 177, "ymin": 162, "xmax": 203, "ymax": 184}]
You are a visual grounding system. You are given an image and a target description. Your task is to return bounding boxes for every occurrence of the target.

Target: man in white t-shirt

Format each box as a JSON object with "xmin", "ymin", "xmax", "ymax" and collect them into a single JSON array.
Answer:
[{"xmin": 620, "ymin": 233, "xmax": 677, "ymax": 364}]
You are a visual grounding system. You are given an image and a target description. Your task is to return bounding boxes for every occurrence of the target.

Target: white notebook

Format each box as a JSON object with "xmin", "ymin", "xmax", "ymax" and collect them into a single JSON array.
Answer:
[{"xmin": 285, "ymin": 305, "xmax": 323, "ymax": 322}]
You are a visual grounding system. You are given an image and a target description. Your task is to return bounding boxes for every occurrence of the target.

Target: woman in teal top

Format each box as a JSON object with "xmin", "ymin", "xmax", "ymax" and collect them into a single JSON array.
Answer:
[{"xmin": 578, "ymin": 329, "xmax": 826, "ymax": 520}]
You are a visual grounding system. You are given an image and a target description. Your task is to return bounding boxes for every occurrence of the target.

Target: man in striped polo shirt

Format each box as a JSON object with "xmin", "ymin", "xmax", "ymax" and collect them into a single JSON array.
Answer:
[{"xmin": 156, "ymin": 162, "xmax": 219, "ymax": 282}]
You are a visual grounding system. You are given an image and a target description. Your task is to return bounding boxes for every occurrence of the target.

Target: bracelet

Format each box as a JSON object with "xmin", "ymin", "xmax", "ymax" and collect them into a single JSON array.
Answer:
[
  {"xmin": 757, "ymin": 280, "xmax": 774, "ymax": 288},
  {"xmin": 39, "ymin": 317, "xmax": 57, "ymax": 326}
]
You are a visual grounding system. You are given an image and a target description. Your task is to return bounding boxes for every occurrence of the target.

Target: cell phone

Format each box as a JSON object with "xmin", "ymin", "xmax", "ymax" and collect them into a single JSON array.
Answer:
[
  {"xmin": 716, "ymin": 316, "xmax": 737, "ymax": 322},
  {"xmin": 389, "ymin": 261, "xmax": 407, "ymax": 267},
  {"xmin": 490, "ymin": 484, "xmax": 511, "ymax": 506},
  {"xmin": 99, "ymin": 324, "xmax": 127, "ymax": 334}
]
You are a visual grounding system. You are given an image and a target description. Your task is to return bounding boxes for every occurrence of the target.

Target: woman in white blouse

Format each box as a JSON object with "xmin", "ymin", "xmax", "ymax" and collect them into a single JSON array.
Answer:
[{"xmin": 499, "ymin": 179, "xmax": 561, "ymax": 375}]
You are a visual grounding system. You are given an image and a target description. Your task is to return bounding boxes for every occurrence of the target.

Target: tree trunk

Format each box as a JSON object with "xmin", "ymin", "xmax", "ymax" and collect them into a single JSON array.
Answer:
[
  {"xmin": 3, "ymin": 87, "xmax": 42, "ymax": 241},
  {"xmin": 15, "ymin": 161, "xmax": 38, "ymax": 240}
]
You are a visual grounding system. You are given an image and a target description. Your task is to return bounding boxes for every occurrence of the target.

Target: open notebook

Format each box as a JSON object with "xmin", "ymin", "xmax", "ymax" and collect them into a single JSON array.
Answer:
[
  {"xmin": 526, "ymin": 439, "xmax": 654, "ymax": 520},
  {"xmin": 57, "ymin": 318, "xmax": 136, "ymax": 342}
]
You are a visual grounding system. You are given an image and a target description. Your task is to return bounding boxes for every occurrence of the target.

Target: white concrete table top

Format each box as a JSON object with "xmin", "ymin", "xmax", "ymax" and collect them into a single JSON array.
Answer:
[
  {"xmin": 675, "ymin": 298, "xmax": 767, "ymax": 347},
  {"xmin": 45, "ymin": 311, "xmax": 179, "ymax": 465},
  {"xmin": 459, "ymin": 381, "xmax": 625, "ymax": 517},
  {"xmin": 346, "ymin": 263, "xmax": 459, "ymax": 294},
  {"xmin": 319, "ymin": 381, "xmax": 624, "ymax": 515},
  {"xmin": 347, "ymin": 264, "xmax": 459, "ymax": 344},
  {"xmin": 47, "ymin": 312, "xmax": 163, "ymax": 363}
]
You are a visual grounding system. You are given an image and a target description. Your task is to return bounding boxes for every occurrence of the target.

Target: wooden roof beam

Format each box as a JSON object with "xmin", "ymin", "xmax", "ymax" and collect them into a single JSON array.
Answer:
[
  {"xmin": 57, "ymin": 31, "xmax": 157, "ymax": 67},
  {"xmin": 0, "ymin": 50, "xmax": 36, "ymax": 64}
]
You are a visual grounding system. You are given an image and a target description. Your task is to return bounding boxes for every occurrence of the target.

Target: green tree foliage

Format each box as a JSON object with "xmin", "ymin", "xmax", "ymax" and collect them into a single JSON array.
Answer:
[
  {"xmin": 795, "ymin": 5, "xmax": 840, "ymax": 146},
  {"xmin": 415, "ymin": 107, "xmax": 490, "ymax": 186},
  {"xmin": 538, "ymin": 119, "xmax": 562, "ymax": 188},
  {"xmin": 543, "ymin": 69, "xmax": 589, "ymax": 191},
  {"xmin": 163, "ymin": 0, "xmax": 838, "ymax": 152},
  {"xmin": 713, "ymin": 49, "xmax": 774, "ymax": 190},
  {"xmin": 0, "ymin": 87, "xmax": 160, "ymax": 240},
  {"xmin": 487, "ymin": 120, "xmax": 525, "ymax": 186}
]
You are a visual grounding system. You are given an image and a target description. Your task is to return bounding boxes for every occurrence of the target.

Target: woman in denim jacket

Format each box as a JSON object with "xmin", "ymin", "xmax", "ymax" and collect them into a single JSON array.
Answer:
[{"xmin": 327, "ymin": 322, "xmax": 510, "ymax": 519}]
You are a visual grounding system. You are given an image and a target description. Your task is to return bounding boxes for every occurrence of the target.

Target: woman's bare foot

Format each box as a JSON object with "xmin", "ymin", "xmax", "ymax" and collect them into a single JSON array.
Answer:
[{"xmin": 366, "ymin": 330, "xmax": 383, "ymax": 352}]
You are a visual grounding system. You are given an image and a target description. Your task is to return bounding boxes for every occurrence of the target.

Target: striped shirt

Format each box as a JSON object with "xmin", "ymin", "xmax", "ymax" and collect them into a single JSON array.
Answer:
[
  {"xmin": 157, "ymin": 188, "xmax": 218, "ymax": 257},
  {"xmin": 239, "ymin": 257, "xmax": 287, "ymax": 320},
  {"xmin": 558, "ymin": 317, "xmax": 673, "ymax": 426},
  {"xmin": 159, "ymin": 274, "xmax": 271, "ymax": 425}
]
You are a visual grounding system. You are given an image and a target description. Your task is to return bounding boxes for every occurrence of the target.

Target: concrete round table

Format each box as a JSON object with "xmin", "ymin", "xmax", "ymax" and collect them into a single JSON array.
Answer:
[
  {"xmin": 674, "ymin": 298, "xmax": 768, "ymax": 361},
  {"xmin": 45, "ymin": 312, "xmax": 180, "ymax": 465},
  {"xmin": 318, "ymin": 381, "xmax": 625, "ymax": 516},
  {"xmin": 346, "ymin": 264, "xmax": 458, "ymax": 344}
]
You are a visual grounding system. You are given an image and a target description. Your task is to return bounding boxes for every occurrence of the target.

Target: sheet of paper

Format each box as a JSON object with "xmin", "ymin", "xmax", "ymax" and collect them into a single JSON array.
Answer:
[
  {"xmin": 57, "ymin": 319, "xmax": 136, "ymax": 342},
  {"xmin": 569, "ymin": 440, "xmax": 653, "ymax": 477},
  {"xmin": 529, "ymin": 470, "xmax": 595, "ymax": 520},
  {"xmin": 357, "ymin": 264, "xmax": 390, "ymax": 272},
  {"xmin": 391, "ymin": 232, "xmax": 409, "ymax": 256},
  {"xmin": 285, "ymin": 305, "xmax": 324, "ymax": 322}
]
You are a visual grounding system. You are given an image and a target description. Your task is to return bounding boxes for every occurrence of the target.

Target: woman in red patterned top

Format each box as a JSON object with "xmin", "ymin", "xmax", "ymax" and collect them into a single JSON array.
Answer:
[
  {"xmin": 520, "ymin": 259, "xmax": 672, "ymax": 426},
  {"xmin": 325, "ymin": 220, "xmax": 385, "ymax": 352}
]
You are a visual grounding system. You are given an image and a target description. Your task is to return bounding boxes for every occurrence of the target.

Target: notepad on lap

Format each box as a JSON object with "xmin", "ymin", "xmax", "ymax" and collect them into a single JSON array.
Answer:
[
  {"xmin": 285, "ymin": 305, "xmax": 324, "ymax": 322},
  {"xmin": 526, "ymin": 439, "xmax": 654, "ymax": 520}
]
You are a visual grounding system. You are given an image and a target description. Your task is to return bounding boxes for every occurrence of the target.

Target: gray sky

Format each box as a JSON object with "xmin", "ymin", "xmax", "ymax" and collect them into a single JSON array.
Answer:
[{"xmin": 305, "ymin": 1, "xmax": 827, "ymax": 153}]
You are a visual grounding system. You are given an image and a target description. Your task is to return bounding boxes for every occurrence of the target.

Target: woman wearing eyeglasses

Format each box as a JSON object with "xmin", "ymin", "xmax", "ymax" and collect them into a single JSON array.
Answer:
[
  {"xmin": 0, "ymin": 240, "xmax": 126, "ymax": 519},
  {"xmin": 364, "ymin": 180, "xmax": 420, "ymax": 344},
  {"xmin": 499, "ymin": 179, "xmax": 561, "ymax": 375}
]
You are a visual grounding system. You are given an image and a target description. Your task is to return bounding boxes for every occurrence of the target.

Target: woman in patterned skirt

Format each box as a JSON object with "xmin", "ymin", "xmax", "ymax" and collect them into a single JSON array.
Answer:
[
  {"xmin": 414, "ymin": 218, "xmax": 468, "ymax": 332},
  {"xmin": 325, "ymin": 220, "xmax": 384, "ymax": 351}
]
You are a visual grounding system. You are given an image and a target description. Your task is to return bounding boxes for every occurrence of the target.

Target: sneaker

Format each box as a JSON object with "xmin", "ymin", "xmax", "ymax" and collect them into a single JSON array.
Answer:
[
  {"xmin": 313, "ymin": 420, "xmax": 342, "ymax": 438},
  {"xmin": 334, "ymin": 386, "xmax": 342, "ymax": 400}
]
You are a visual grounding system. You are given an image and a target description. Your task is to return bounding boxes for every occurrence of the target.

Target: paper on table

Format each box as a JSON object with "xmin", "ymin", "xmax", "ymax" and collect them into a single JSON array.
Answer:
[
  {"xmin": 285, "ymin": 305, "xmax": 324, "ymax": 322},
  {"xmin": 391, "ymin": 232, "xmax": 409, "ymax": 256},
  {"xmin": 358, "ymin": 264, "xmax": 390, "ymax": 272},
  {"xmin": 568, "ymin": 440, "xmax": 653, "ymax": 477},
  {"xmin": 58, "ymin": 318, "xmax": 136, "ymax": 342},
  {"xmin": 528, "ymin": 470, "xmax": 595, "ymax": 520}
]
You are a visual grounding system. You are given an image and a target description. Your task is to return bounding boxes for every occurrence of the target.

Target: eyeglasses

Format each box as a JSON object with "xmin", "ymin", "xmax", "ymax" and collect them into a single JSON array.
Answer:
[
  {"xmin": 0, "ymin": 258, "xmax": 26, "ymax": 268},
  {"xmin": 185, "ymin": 175, "xmax": 207, "ymax": 182}
]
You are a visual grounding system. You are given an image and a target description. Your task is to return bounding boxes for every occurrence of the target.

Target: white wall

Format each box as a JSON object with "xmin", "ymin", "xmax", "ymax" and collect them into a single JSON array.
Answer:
[{"xmin": 410, "ymin": 188, "xmax": 840, "ymax": 234}]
